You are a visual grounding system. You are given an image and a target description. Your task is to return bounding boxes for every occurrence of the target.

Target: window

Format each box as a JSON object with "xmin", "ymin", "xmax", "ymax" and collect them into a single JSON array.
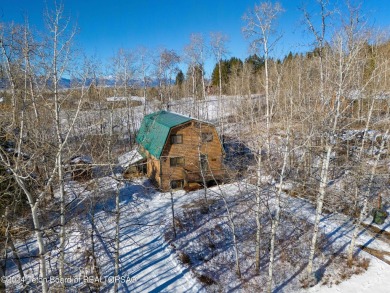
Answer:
[
  {"xmin": 170, "ymin": 157, "xmax": 185, "ymax": 167},
  {"xmin": 201, "ymin": 132, "xmax": 213, "ymax": 142},
  {"xmin": 171, "ymin": 134, "xmax": 183, "ymax": 144},
  {"xmin": 170, "ymin": 179, "xmax": 184, "ymax": 189}
]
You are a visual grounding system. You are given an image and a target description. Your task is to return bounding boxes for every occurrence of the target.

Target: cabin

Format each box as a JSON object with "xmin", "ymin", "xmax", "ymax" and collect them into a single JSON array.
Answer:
[{"xmin": 136, "ymin": 110, "xmax": 225, "ymax": 191}]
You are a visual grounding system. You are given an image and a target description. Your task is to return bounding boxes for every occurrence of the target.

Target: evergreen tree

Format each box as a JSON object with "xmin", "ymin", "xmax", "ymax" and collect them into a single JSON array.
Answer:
[
  {"xmin": 211, "ymin": 59, "xmax": 229, "ymax": 87},
  {"xmin": 283, "ymin": 51, "xmax": 293, "ymax": 63},
  {"xmin": 186, "ymin": 64, "xmax": 204, "ymax": 99},
  {"xmin": 211, "ymin": 57, "xmax": 243, "ymax": 94},
  {"xmin": 175, "ymin": 70, "xmax": 184, "ymax": 87},
  {"xmin": 244, "ymin": 54, "xmax": 265, "ymax": 73}
]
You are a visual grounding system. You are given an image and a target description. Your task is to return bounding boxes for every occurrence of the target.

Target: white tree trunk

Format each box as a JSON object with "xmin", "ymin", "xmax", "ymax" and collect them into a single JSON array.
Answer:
[
  {"xmin": 222, "ymin": 196, "xmax": 241, "ymax": 278},
  {"xmin": 4, "ymin": 208, "xmax": 25, "ymax": 287},
  {"xmin": 13, "ymin": 176, "xmax": 48, "ymax": 292},
  {"xmin": 347, "ymin": 129, "xmax": 389, "ymax": 263},
  {"xmin": 264, "ymin": 41, "xmax": 271, "ymax": 156},
  {"xmin": 170, "ymin": 189, "xmax": 177, "ymax": 239},
  {"xmin": 306, "ymin": 145, "xmax": 332, "ymax": 277},
  {"xmin": 267, "ymin": 128, "xmax": 289, "ymax": 293},
  {"xmin": 114, "ymin": 185, "xmax": 120, "ymax": 292},
  {"xmin": 255, "ymin": 153, "xmax": 262, "ymax": 273}
]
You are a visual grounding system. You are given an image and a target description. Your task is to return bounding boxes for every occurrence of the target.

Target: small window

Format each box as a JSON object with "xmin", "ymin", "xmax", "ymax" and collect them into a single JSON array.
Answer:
[
  {"xmin": 170, "ymin": 157, "xmax": 185, "ymax": 167},
  {"xmin": 201, "ymin": 132, "xmax": 213, "ymax": 142},
  {"xmin": 170, "ymin": 179, "xmax": 184, "ymax": 189},
  {"xmin": 171, "ymin": 134, "xmax": 183, "ymax": 144}
]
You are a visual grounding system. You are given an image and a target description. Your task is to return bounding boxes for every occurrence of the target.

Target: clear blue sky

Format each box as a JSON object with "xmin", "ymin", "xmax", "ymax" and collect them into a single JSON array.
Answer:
[{"xmin": 1, "ymin": 0, "xmax": 390, "ymax": 77}]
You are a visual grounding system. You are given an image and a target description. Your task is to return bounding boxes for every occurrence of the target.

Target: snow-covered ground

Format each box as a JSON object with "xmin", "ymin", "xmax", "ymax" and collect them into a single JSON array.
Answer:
[
  {"xmin": 306, "ymin": 257, "xmax": 390, "ymax": 293},
  {"xmin": 65, "ymin": 95, "xmax": 250, "ymax": 139},
  {"xmin": 5, "ymin": 178, "xmax": 204, "ymax": 292},
  {"xmin": 164, "ymin": 183, "xmax": 390, "ymax": 292},
  {"xmin": 5, "ymin": 176, "xmax": 390, "ymax": 292},
  {"xmin": 106, "ymin": 96, "xmax": 146, "ymax": 102},
  {"xmin": 100, "ymin": 181, "xmax": 203, "ymax": 292}
]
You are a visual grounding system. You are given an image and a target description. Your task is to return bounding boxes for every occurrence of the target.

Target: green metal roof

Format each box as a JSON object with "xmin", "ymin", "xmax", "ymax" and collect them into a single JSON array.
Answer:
[{"xmin": 136, "ymin": 110, "xmax": 192, "ymax": 159}]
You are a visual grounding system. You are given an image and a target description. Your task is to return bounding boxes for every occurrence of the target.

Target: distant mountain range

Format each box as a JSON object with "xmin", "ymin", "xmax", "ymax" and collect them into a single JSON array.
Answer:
[{"xmin": 0, "ymin": 77, "xmax": 162, "ymax": 90}]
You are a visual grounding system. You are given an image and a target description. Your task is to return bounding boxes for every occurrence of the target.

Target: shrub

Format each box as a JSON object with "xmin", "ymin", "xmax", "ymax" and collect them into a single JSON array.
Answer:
[
  {"xmin": 197, "ymin": 274, "xmax": 217, "ymax": 286},
  {"xmin": 178, "ymin": 252, "xmax": 192, "ymax": 265}
]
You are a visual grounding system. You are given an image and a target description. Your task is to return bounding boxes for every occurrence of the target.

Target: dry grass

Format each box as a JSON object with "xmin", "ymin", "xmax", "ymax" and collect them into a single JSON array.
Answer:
[
  {"xmin": 178, "ymin": 251, "xmax": 192, "ymax": 265},
  {"xmin": 180, "ymin": 198, "xmax": 217, "ymax": 209},
  {"xmin": 195, "ymin": 273, "xmax": 217, "ymax": 286},
  {"xmin": 359, "ymin": 246, "xmax": 390, "ymax": 265},
  {"xmin": 318, "ymin": 255, "xmax": 371, "ymax": 288}
]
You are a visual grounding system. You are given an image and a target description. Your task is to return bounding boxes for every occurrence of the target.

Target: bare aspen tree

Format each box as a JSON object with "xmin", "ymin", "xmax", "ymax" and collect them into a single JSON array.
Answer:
[
  {"xmin": 0, "ymin": 23, "xmax": 20, "ymax": 127},
  {"xmin": 254, "ymin": 136, "xmax": 264, "ymax": 274},
  {"xmin": 153, "ymin": 48, "xmax": 180, "ymax": 108},
  {"xmin": 104, "ymin": 91, "xmax": 124, "ymax": 292},
  {"xmin": 304, "ymin": 1, "xmax": 372, "ymax": 279},
  {"xmin": 1, "ymin": 162, "xmax": 49, "ymax": 292},
  {"xmin": 344, "ymin": 3, "xmax": 390, "ymax": 262},
  {"xmin": 183, "ymin": 49, "xmax": 197, "ymax": 100},
  {"xmin": 112, "ymin": 48, "xmax": 136, "ymax": 149},
  {"xmin": 44, "ymin": 2, "xmax": 77, "ymax": 287},
  {"xmin": 347, "ymin": 129, "xmax": 389, "ymax": 264},
  {"xmin": 242, "ymin": 1, "xmax": 284, "ymax": 154},
  {"xmin": 305, "ymin": 69, "xmax": 333, "ymax": 282},
  {"xmin": 136, "ymin": 46, "xmax": 151, "ymax": 114},
  {"xmin": 160, "ymin": 49, "xmax": 180, "ymax": 105},
  {"xmin": 210, "ymin": 32, "xmax": 229, "ymax": 127},
  {"xmin": 22, "ymin": 18, "xmax": 40, "ymax": 122},
  {"xmin": 0, "ymin": 4, "xmax": 85, "ymax": 291},
  {"xmin": 114, "ymin": 183, "xmax": 121, "ymax": 293},
  {"xmin": 301, "ymin": 0, "xmax": 333, "ymax": 281},
  {"xmin": 4, "ymin": 20, "xmax": 32, "ymax": 289},
  {"xmin": 154, "ymin": 48, "xmax": 165, "ymax": 104},
  {"xmin": 184, "ymin": 33, "xmax": 208, "ymax": 100},
  {"xmin": 0, "ymin": 21, "xmax": 49, "ymax": 292},
  {"xmin": 3, "ymin": 207, "xmax": 26, "ymax": 289},
  {"xmin": 242, "ymin": 1, "xmax": 283, "ymax": 275},
  {"xmin": 302, "ymin": 0, "xmax": 331, "ymax": 105},
  {"xmin": 87, "ymin": 190, "xmax": 102, "ymax": 291},
  {"xmin": 170, "ymin": 188, "xmax": 177, "ymax": 239},
  {"xmin": 267, "ymin": 125, "xmax": 290, "ymax": 293}
]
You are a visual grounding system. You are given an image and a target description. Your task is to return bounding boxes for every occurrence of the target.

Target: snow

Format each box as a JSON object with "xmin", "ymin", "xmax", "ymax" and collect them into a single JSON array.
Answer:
[
  {"xmin": 345, "ymin": 90, "xmax": 390, "ymax": 101},
  {"xmin": 282, "ymin": 192, "xmax": 390, "ymax": 293},
  {"xmin": 340, "ymin": 129, "xmax": 390, "ymax": 143},
  {"xmin": 6, "ymin": 178, "xmax": 204, "ymax": 292},
  {"xmin": 106, "ymin": 96, "xmax": 145, "ymax": 102},
  {"xmin": 69, "ymin": 154, "xmax": 93, "ymax": 164},
  {"xmin": 306, "ymin": 257, "xmax": 390, "ymax": 293},
  {"xmin": 4, "ymin": 91, "xmax": 390, "ymax": 291},
  {"xmin": 117, "ymin": 149, "xmax": 144, "ymax": 168},
  {"xmin": 5, "ymin": 174, "xmax": 390, "ymax": 292},
  {"xmin": 162, "ymin": 183, "xmax": 390, "ymax": 292}
]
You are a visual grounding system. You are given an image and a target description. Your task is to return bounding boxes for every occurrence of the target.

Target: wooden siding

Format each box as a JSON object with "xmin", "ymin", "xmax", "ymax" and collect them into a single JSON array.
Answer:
[{"xmin": 159, "ymin": 121, "xmax": 225, "ymax": 191}]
